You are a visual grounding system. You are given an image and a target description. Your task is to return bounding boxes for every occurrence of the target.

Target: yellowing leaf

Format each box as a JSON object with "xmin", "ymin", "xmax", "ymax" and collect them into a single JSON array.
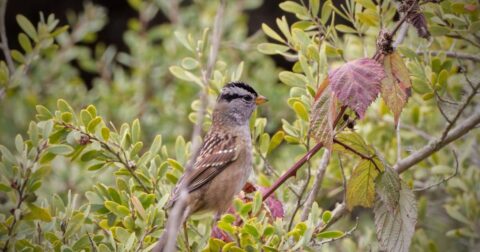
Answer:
[
  {"xmin": 374, "ymin": 182, "xmax": 417, "ymax": 252},
  {"xmin": 309, "ymin": 79, "xmax": 337, "ymax": 149},
  {"xmin": 381, "ymin": 52, "xmax": 412, "ymax": 126},
  {"xmin": 24, "ymin": 204, "xmax": 52, "ymax": 222},
  {"xmin": 346, "ymin": 158, "xmax": 382, "ymax": 210}
]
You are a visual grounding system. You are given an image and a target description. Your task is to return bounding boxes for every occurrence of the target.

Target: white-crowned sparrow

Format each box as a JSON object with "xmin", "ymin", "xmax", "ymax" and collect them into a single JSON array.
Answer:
[{"xmin": 165, "ymin": 81, "xmax": 267, "ymax": 217}]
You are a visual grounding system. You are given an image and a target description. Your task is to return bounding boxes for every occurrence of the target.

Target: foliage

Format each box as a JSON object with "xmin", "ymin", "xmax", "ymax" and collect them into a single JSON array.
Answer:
[{"xmin": 1, "ymin": 0, "xmax": 479, "ymax": 251}]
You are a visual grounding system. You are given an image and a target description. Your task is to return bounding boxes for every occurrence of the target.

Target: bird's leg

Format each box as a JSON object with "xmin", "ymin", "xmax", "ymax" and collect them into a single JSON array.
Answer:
[{"xmin": 183, "ymin": 221, "xmax": 191, "ymax": 252}]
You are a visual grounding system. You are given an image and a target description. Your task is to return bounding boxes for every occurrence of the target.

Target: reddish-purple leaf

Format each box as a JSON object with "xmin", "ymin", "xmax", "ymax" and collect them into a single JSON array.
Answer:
[
  {"xmin": 310, "ymin": 78, "xmax": 337, "ymax": 150},
  {"xmin": 329, "ymin": 58, "xmax": 385, "ymax": 118},
  {"xmin": 211, "ymin": 225, "xmax": 233, "ymax": 242},
  {"xmin": 380, "ymin": 52, "xmax": 412, "ymax": 126}
]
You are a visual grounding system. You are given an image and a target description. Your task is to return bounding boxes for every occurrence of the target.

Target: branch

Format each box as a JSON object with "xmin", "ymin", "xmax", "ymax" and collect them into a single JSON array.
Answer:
[
  {"xmin": 153, "ymin": 2, "xmax": 226, "ymax": 251},
  {"xmin": 262, "ymin": 106, "xmax": 346, "ymax": 200},
  {"xmin": 414, "ymin": 149, "xmax": 459, "ymax": 191},
  {"xmin": 417, "ymin": 51, "xmax": 480, "ymax": 63},
  {"xmin": 440, "ymin": 80, "xmax": 480, "ymax": 141},
  {"xmin": 188, "ymin": 0, "xmax": 226, "ymax": 173},
  {"xmin": 394, "ymin": 110, "xmax": 480, "ymax": 173},
  {"xmin": 314, "ymin": 217, "xmax": 358, "ymax": 247},
  {"xmin": 58, "ymin": 122, "xmax": 150, "ymax": 192},
  {"xmin": 2, "ymin": 140, "xmax": 48, "ymax": 251},
  {"xmin": 0, "ymin": 0, "xmax": 13, "ymax": 73},
  {"xmin": 316, "ymin": 111, "xmax": 480, "ymax": 232},
  {"xmin": 301, "ymin": 149, "xmax": 331, "ymax": 221},
  {"xmin": 333, "ymin": 138, "xmax": 382, "ymax": 172}
]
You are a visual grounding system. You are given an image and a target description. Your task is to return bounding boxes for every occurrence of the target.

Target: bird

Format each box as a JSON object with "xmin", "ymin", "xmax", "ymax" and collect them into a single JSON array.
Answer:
[{"xmin": 156, "ymin": 81, "xmax": 267, "ymax": 251}]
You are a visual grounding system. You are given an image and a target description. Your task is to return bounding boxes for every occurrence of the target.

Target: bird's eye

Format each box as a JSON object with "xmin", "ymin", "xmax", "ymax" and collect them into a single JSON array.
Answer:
[{"xmin": 242, "ymin": 96, "xmax": 252, "ymax": 102}]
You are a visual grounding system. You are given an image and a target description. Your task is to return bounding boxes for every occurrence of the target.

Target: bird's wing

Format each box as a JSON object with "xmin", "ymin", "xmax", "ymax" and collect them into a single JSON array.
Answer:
[{"xmin": 165, "ymin": 131, "xmax": 239, "ymax": 207}]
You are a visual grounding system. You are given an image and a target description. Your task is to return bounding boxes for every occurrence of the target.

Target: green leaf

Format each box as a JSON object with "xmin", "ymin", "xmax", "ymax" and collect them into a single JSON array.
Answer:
[
  {"xmin": 252, "ymin": 191, "xmax": 263, "ymax": 215},
  {"xmin": 16, "ymin": 15, "xmax": 37, "ymax": 41},
  {"xmin": 65, "ymin": 212, "xmax": 86, "ymax": 238},
  {"xmin": 61, "ymin": 112, "xmax": 73, "ymax": 123},
  {"xmin": 24, "ymin": 204, "xmax": 52, "ymax": 222},
  {"xmin": 293, "ymin": 101, "xmax": 308, "ymax": 121},
  {"xmin": 322, "ymin": 210, "xmax": 332, "ymax": 224},
  {"xmin": 354, "ymin": 0, "xmax": 376, "ymax": 9},
  {"xmin": 80, "ymin": 110, "xmax": 93, "ymax": 126},
  {"xmin": 18, "ymin": 33, "xmax": 32, "ymax": 53},
  {"xmin": 375, "ymin": 166, "xmax": 401, "ymax": 211},
  {"xmin": 36, "ymin": 105, "xmax": 53, "ymax": 120},
  {"xmin": 243, "ymin": 224, "xmax": 260, "ymax": 239},
  {"xmin": 0, "ymin": 145, "xmax": 16, "ymax": 163},
  {"xmin": 169, "ymin": 66, "xmax": 202, "ymax": 85},
  {"xmin": 72, "ymin": 235, "xmax": 90, "ymax": 251},
  {"xmin": 257, "ymin": 43, "xmax": 289, "ymax": 55},
  {"xmin": 279, "ymin": 1, "xmax": 309, "ymax": 17},
  {"xmin": 374, "ymin": 182, "xmax": 417, "ymax": 252},
  {"xmin": 181, "ymin": 57, "xmax": 199, "ymax": 70},
  {"xmin": 335, "ymin": 24, "xmax": 357, "ymax": 33},
  {"xmin": 15, "ymin": 134, "xmax": 24, "ymax": 154},
  {"xmin": 0, "ymin": 183, "xmax": 12, "ymax": 192},
  {"xmin": 279, "ymin": 71, "xmax": 307, "ymax": 87},
  {"xmin": 57, "ymin": 99, "xmax": 74, "ymax": 114},
  {"xmin": 131, "ymin": 118, "xmax": 141, "ymax": 143},
  {"xmin": 309, "ymin": 82, "xmax": 336, "ymax": 149},
  {"xmin": 11, "ymin": 50, "xmax": 25, "ymax": 64},
  {"xmin": 87, "ymin": 116, "xmax": 102, "ymax": 133},
  {"xmin": 81, "ymin": 150, "xmax": 99, "ymax": 162},
  {"xmin": 262, "ymin": 23, "xmax": 285, "ymax": 43},
  {"xmin": 88, "ymin": 162, "xmax": 106, "ymax": 171},
  {"xmin": 47, "ymin": 144, "xmax": 74, "ymax": 155},
  {"xmin": 268, "ymin": 131, "xmax": 284, "ymax": 153},
  {"xmin": 334, "ymin": 131, "xmax": 373, "ymax": 156},
  {"xmin": 346, "ymin": 158, "xmax": 382, "ymax": 210},
  {"xmin": 101, "ymin": 127, "xmax": 110, "ymax": 141},
  {"xmin": 317, "ymin": 230, "xmax": 344, "ymax": 239}
]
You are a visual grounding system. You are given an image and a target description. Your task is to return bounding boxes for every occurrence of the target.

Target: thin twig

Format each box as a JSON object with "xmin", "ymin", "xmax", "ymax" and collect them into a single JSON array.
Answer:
[
  {"xmin": 288, "ymin": 142, "xmax": 313, "ymax": 230},
  {"xmin": 396, "ymin": 122, "xmax": 401, "ymax": 162},
  {"xmin": 333, "ymin": 138, "xmax": 382, "ymax": 173},
  {"xmin": 338, "ymin": 155, "xmax": 347, "ymax": 201},
  {"xmin": 2, "ymin": 140, "xmax": 47, "ymax": 252},
  {"xmin": 417, "ymin": 51, "xmax": 480, "ymax": 63},
  {"xmin": 440, "ymin": 80, "xmax": 480, "ymax": 141},
  {"xmin": 314, "ymin": 217, "xmax": 359, "ymax": 247},
  {"xmin": 392, "ymin": 22, "xmax": 409, "ymax": 48},
  {"xmin": 0, "ymin": 0, "xmax": 13, "ymax": 73},
  {"xmin": 58, "ymin": 122, "xmax": 150, "ymax": 192},
  {"xmin": 301, "ymin": 149, "xmax": 331, "ymax": 221},
  {"xmin": 315, "ymin": 111, "xmax": 480, "ymax": 232},
  {"xmin": 188, "ymin": 0, "xmax": 226, "ymax": 174},
  {"xmin": 414, "ymin": 150, "xmax": 459, "ymax": 191}
]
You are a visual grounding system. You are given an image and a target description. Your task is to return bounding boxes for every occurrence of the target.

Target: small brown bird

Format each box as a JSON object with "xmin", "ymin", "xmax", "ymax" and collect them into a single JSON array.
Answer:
[{"xmin": 157, "ymin": 82, "xmax": 267, "ymax": 250}]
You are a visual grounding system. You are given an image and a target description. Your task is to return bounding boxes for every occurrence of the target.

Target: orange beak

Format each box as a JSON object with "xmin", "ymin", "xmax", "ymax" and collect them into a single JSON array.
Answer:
[{"xmin": 255, "ymin": 95, "xmax": 268, "ymax": 105}]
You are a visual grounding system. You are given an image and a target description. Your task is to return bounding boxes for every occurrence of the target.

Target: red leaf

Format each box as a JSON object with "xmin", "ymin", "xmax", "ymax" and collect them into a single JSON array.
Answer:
[
  {"xmin": 329, "ymin": 58, "xmax": 385, "ymax": 118},
  {"xmin": 380, "ymin": 52, "xmax": 412, "ymax": 126},
  {"xmin": 211, "ymin": 225, "xmax": 233, "ymax": 242},
  {"xmin": 310, "ymin": 78, "xmax": 337, "ymax": 149}
]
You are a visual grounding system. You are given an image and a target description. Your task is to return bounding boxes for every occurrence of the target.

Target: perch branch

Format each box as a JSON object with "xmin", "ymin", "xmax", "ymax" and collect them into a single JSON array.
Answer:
[{"xmin": 153, "ymin": 1, "xmax": 226, "ymax": 251}]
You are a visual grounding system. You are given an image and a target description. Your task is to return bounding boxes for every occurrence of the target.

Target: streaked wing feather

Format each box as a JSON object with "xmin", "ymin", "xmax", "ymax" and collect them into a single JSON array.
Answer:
[{"xmin": 165, "ymin": 131, "xmax": 238, "ymax": 208}]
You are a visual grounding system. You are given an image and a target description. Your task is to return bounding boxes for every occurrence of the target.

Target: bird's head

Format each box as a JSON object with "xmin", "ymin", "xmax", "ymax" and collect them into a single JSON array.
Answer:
[{"xmin": 213, "ymin": 81, "xmax": 268, "ymax": 126}]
